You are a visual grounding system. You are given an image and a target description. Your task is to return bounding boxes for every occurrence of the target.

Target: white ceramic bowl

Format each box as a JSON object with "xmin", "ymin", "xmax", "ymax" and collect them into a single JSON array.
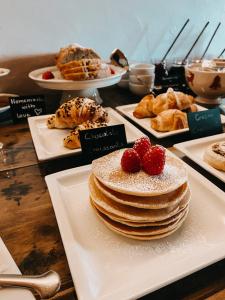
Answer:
[
  {"xmin": 129, "ymin": 74, "xmax": 155, "ymax": 87},
  {"xmin": 129, "ymin": 82, "xmax": 151, "ymax": 95},
  {"xmin": 118, "ymin": 79, "xmax": 129, "ymax": 88},
  {"xmin": 185, "ymin": 62, "xmax": 225, "ymax": 104},
  {"xmin": 129, "ymin": 63, "xmax": 155, "ymax": 76}
]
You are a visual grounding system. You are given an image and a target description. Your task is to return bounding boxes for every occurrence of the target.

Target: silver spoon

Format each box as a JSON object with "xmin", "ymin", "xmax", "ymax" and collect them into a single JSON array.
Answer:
[{"xmin": 0, "ymin": 270, "xmax": 61, "ymax": 299}]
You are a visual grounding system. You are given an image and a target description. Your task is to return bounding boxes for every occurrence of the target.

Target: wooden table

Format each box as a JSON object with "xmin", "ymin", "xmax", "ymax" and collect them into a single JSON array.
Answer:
[{"xmin": 0, "ymin": 86, "xmax": 225, "ymax": 300}]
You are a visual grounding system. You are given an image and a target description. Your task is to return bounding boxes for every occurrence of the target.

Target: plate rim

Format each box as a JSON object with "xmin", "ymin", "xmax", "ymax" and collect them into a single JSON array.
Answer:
[
  {"xmin": 28, "ymin": 108, "xmax": 143, "ymax": 161},
  {"xmin": 116, "ymin": 103, "xmax": 225, "ymax": 139},
  {"xmin": 174, "ymin": 132, "xmax": 225, "ymax": 183},
  {"xmin": 28, "ymin": 65, "xmax": 126, "ymax": 84},
  {"xmin": 45, "ymin": 152, "xmax": 225, "ymax": 300}
]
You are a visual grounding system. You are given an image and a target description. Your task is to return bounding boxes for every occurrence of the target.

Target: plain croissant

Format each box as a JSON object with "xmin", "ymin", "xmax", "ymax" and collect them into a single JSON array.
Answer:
[
  {"xmin": 151, "ymin": 109, "xmax": 188, "ymax": 132},
  {"xmin": 133, "ymin": 94, "xmax": 155, "ymax": 118},
  {"xmin": 47, "ymin": 97, "xmax": 109, "ymax": 129},
  {"xmin": 63, "ymin": 121, "xmax": 108, "ymax": 149},
  {"xmin": 152, "ymin": 88, "xmax": 194, "ymax": 115},
  {"xmin": 133, "ymin": 88, "xmax": 194, "ymax": 119}
]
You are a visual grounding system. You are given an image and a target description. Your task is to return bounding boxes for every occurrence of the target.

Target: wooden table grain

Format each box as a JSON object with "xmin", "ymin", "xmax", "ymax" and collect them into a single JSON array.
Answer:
[{"xmin": 0, "ymin": 86, "xmax": 225, "ymax": 300}]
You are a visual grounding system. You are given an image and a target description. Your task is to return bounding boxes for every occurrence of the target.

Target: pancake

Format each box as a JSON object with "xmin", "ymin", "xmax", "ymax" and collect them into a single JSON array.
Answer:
[
  {"xmin": 203, "ymin": 141, "xmax": 225, "ymax": 171},
  {"xmin": 97, "ymin": 209, "xmax": 189, "ymax": 241},
  {"xmin": 89, "ymin": 176, "xmax": 191, "ymax": 222},
  {"xmin": 91, "ymin": 173, "xmax": 188, "ymax": 209},
  {"xmin": 98, "ymin": 205, "xmax": 187, "ymax": 227},
  {"xmin": 94, "ymin": 204, "xmax": 189, "ymax": 236},
  {"xmin": 92, "ymin": 149, "xmax": 187, "ymax": 196},
  {"xmin": 90, "ymin": 196, "xmax": 188, "ymax": 225}
]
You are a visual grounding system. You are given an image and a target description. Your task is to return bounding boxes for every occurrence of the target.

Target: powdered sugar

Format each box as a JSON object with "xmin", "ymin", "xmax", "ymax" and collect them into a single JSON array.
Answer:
[{"xmin": 92, "ymin": 149, "xmax": 187, "ymax": 196}]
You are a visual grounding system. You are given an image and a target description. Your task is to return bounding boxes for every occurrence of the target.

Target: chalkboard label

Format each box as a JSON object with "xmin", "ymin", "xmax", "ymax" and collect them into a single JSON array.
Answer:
[
  {"xmin": 9, "ymin": 95, "xmax": 46, "ymax": 123},
  {"xmin": 187, "ymin": 108, "xmax": 223, "ymax": 139},
  {"xmin": 79, "ymin": 124, "xmax": 127, "ymax": 161}
]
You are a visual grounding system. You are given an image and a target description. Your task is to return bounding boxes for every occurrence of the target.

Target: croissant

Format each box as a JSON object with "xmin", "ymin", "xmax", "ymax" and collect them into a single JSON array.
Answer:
[
  {"xmin": 47, "ymin": 97, "xmax": 109, "ymax": 129},
  {"xmin": 151, "ymin": 109, "xmax": 188, "ymax": 132},
  {"xmin": 133, "ymin": 94, "xmax": 155, "ymax": 118},
  {"xmin": 63, "ymin": 121, "xmax": 108, "ymax": 149},
  {"xmin": 152, "ymin": 88, "xmax": 194, "ymax": 115}
]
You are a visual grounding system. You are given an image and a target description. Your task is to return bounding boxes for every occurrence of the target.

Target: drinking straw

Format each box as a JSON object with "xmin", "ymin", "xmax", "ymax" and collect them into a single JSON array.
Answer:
[
  {"xmin": 161, "ymin": 19, "xmax": 190, "ymax": 62},
  {"xmin": 218, "ymin": 48, "xmax": 225, "ymax": 58},
  {"xmin": 201, "ymin": 22, "xmax": 221, "ymax": 60},
  {"xmin": 182, "ymin": 21, "xmax": 210, "ymax": 64}
]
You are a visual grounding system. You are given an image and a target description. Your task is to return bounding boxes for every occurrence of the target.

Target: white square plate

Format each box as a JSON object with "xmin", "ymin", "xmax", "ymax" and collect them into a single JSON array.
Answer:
[
  {"xmin": 174, "ymin": 133, "xmax": 225, "ymax": 183},
  {"xmin": 116, "ymin": 103, "xmax": 225, "ymax": 138},
  {"xmin": 28, "ymin": 108, "xmax": 143, "ymax": 161},
  {"xmin": 46, "ymin": 156, "xmax": 225, "ymax": 300}
]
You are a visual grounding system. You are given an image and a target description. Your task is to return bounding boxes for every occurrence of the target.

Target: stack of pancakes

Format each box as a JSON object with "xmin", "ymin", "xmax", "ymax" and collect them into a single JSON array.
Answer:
[
  {"xmin": 56, "ymin": 44, "xmax": 111, "ymax": 80},
  {"xmin": 89, "ymin": 149, "xmax": 190, "ymax": 240}
]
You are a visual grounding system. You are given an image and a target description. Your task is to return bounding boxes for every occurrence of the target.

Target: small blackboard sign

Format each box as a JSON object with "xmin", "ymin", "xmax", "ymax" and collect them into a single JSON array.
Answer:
[
  {"xmin": 79, "ymin": 124, "xmax": 127, "ymax": 162},
  {"xmin": 9, "ymin": 95, "xmax": 46, "ymax": 123},
  {"xmin": 187, "ymin": 108, "xmax": 223, "ymax": 139}
]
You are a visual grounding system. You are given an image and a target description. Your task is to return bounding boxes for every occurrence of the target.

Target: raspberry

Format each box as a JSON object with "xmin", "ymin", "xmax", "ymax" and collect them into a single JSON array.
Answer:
[
  {"xmin": 133, "ymin": 137, "xmax": 151, "ymax": 159},
  {"xmin": 142, "ymin": 145, "xmax": 165, "ymax": 175},
  {"xmin": 110, "ymin": 68, "xmax": 115, "ymax": 75},
  {"xmin": 121, "ymin": 149, "xmax": 141, "ymax": 173},
  {"xmin": 42, "ymin": 71, "xmax": 54, "ymax": 80}
]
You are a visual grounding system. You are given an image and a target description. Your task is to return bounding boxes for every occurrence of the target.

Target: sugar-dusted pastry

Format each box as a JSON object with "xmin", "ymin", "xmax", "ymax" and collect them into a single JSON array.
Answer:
[
  {"xmin": 203, "ymin": 141, "xmax": 225, "ymax": 171},
  {"xmin": 151, "ymin": 109, "xmax": 188, "ymax": 132},
  {"xmin": 133, "ymin": 94, "xmax": 155, "ymax": 118},
  {"xmin": 63, "ymin": 120, "xmax": 108, "ymax": 149},
  {"xmin": 47, "ymin": 97, "xmax": 108, "ymax": 129},
  {"xmin": 56, "ymin": 44, "xmax": 101, "ymax": 69},
  {"xmin": 56, "ymin": 44, "xmax": 111, "ymax": 81},
  {"xmin": 152, "ymin": 88, "xmax": 194, "ymax": 115}
]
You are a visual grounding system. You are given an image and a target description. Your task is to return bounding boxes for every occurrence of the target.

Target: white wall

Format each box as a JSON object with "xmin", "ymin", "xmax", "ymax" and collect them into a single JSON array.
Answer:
[
  {"xmin": 0, "ymin": 0, "xmax": 225, "ymax": 94},
  {"xmin": 1, "ymin": 0, "xmax": 225, "ymax": 60}
]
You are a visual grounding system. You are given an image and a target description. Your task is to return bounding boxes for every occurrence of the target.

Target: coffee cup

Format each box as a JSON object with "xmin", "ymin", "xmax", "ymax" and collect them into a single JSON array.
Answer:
[
  {"xmin": 129, "ymin": 82, "xmax": 151, "ymax": 96},
  {"xmin": 129, "ymin": 63, "xmax": 155, "ymax": 76},
  {"xmin": 129, "ymin": 74, "xmax": 155, "ymax": 87}
]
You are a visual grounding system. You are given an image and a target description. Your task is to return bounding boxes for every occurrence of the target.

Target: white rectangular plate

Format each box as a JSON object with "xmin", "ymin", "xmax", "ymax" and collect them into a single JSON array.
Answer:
[
  {"xmin": 28, "ymin": 108, "xmax": 143, "ymax": 161},
  {"xmin": 174, "ymin": 133, "xmax": 225, "ymax": 183},
  {"xmin": 46, "ymin": 158, "xmax": 225, "ymax": 300},
  {"xmin": 116, "ymin": 103, "xmax": 225, "ymax": 138}
]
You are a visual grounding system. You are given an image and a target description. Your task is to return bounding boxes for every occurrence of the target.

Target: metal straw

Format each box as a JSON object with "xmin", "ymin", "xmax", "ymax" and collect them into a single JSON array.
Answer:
[
  {"xmin": 201, "ymin": 22, "xmax": 221, "ymax": 60},
  {"xmin": 161, "ymin": 19, "xmax": 190, "ymax": 62},
  {"xmin": 218, "ymin": 48, "xmax": 225, "ymax": 58},
  {"xmin": 182, "ymin": 21, "xmax": 210, "ymax": 64}
]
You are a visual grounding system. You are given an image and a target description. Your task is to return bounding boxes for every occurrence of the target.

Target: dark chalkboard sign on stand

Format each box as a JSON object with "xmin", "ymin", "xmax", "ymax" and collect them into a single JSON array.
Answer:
[
  {"xmin": 79, "ymin": 124, "xmax": 127, "ymax": 162},
  {"xmin": 9, "ymin": 95, "xmax": 46, "ymax": 123},
  {"xmin": 187, "ymin": 108, "xmax": 223, "ymax": 139}
]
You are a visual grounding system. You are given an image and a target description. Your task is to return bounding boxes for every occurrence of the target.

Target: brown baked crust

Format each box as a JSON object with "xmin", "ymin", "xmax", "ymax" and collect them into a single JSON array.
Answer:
[
  {"xmin": 55, "ymin": 44, "xmax": 104, "ymax": 81},
  {"xmin": 56, "ymin": 45, "xmax": 100, "ymax": 66},
  {"xmin": 63, "ymin": 121, "xmax": 108, "ymax": 149},
  {"xmin": 151, "ymin": 109, "xmax": 188, "ymax": 132},
  {"xmin": 47, "ymin": 97, "xmax": 109, "ymax": 129}
]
